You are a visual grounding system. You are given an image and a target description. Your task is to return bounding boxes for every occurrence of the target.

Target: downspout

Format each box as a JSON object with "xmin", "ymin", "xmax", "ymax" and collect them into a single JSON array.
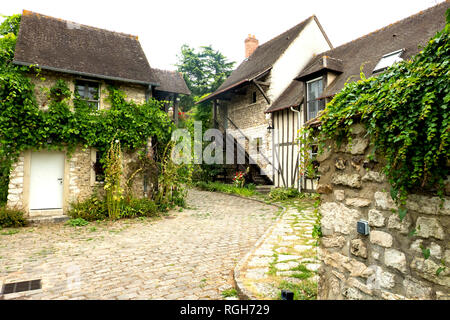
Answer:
[{"xmin": 290, "ymin": 105, "xmax": 303, "ymax": 192}]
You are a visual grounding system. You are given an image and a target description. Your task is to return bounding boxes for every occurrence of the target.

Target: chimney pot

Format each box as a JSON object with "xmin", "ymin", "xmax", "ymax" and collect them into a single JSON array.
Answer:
[{"xmin": 245, "ymin": 34, "xmax": 259, "ymax": 58}]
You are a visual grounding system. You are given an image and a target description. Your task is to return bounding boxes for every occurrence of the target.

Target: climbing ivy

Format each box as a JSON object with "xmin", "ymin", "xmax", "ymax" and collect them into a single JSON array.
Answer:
[
  {"xmin": 0, "ymin": 14, "xmax": 175, "ymax": 204},
  {"xmin": 301, "ymin": 11, "xmax": 450, "ymax": 218}
]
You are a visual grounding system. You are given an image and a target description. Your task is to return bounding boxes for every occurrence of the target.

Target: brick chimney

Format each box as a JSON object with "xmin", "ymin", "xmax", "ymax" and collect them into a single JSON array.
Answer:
[{"xmin": 245, "ymin": 34, "xmax": 259, "ymax": 58}]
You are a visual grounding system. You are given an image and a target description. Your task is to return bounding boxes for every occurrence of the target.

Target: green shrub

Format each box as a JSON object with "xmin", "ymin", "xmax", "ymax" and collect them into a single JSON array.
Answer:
[
  {"xmin": 268, "ymin": 188, "xmax": 300, "ymax": 201},
  {"xmin": 193, "ymin": 181, "xmax": 258, "ymax": 197},
  {"xmin": 66, "ymin": 218, "xmax": 89, "ymax": 227},
  {"xmin": 67, "ymin": 195, "xmax": 108, "ymax": 221},
  {"xmin": 0, "ymin": 206, "xmax": 27, "ymax": 228},
  {"xmin": 120, "ymin": 198, "xmax": 159, "ymax": 218}
]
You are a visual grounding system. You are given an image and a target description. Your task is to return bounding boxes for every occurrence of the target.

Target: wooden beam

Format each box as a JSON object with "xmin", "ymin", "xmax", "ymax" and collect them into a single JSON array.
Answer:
[
  {"xmin": 253, "ymin": 80, "xmax": 271, "ymax": 104},
  {"xmin": 254, "ymin": 80, "xmax": 270, "ymax": 87},
  {"xmin": 173, "ymin": 94, "xmax": 179, "ymax": 126}
]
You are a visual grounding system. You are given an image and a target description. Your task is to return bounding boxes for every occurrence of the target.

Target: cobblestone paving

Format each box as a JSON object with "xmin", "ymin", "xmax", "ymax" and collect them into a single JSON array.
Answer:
[
  {"xmin": 0, "ymin": 189, "xmax": 279, "ymax": 300},
  {"xmin": 237, "ymin": 199, "xmax": 320, "ymax": 300}
]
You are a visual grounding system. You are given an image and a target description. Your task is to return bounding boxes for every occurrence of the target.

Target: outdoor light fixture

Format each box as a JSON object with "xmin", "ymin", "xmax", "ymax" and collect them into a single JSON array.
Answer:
[
  {"xmin": 357, "ymin": 220, "xmax": 370, "ymax": 236},
  {"xmin": 281, "ymin": 290, "xmax": 294, "ymax": 300},
  {"xmin": 267, "ymin": 123, "xmax": 274, "ymax": 131}
]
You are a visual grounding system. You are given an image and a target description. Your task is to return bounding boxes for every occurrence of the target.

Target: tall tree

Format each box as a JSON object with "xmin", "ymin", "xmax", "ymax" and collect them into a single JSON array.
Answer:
[{"xmin": 176, "ymin": 44, "xmax": 235, "ymax": 113}]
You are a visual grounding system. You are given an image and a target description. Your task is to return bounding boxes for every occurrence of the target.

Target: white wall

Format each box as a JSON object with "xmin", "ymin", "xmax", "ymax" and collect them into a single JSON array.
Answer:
[{"xmin": 267, "ymin": 18, "xmax": 332, "ymax": 102}]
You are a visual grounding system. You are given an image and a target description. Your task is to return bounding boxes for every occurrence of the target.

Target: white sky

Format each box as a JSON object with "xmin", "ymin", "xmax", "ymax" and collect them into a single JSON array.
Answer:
[{"xmin": 1, "ymin": 0, "xmax": 446, "ymax": 71}]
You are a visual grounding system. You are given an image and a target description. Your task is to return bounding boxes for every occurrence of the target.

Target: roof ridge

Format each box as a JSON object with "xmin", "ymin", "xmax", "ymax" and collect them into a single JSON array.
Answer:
[
  {"xmin": 321, "ymin": 1, "xmax": 448, "ymax": 54},
  {"xmin": 255, "ymin": 15, "xmax": 314, "ymax": 51},
  {"xmin": 22, "ymin": 9, "xmax": 139, "ymax": 40}
]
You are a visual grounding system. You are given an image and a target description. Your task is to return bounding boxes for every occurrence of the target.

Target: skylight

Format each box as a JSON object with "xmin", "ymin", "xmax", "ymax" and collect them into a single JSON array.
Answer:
[{"xmin": 373, "ymin": 49, "xmax": 404, "ymax": 73}]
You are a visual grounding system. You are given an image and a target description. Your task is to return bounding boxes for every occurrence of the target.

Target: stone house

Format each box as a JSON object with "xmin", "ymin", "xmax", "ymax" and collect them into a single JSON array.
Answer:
[
  {"xmin": 300, "ymin": 2, "xmax": 449, "ymax": 300},
  {"xmin": 6, "ymin": 10, "xmax": 189, "ymax": 221},
  {"xmin": 198, "ymin": 16, "xmax": 332, "ymax": 185},
  {"xmin": 265, "ymin": 1, "xmax": 449, "ymax": 191}
]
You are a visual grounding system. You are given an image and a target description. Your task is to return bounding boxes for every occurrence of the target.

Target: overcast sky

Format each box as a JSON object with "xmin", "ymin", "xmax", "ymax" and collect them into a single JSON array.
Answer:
[{"xmin": 1, "ymin": 0, "xmax": 446, "ymax": 71}]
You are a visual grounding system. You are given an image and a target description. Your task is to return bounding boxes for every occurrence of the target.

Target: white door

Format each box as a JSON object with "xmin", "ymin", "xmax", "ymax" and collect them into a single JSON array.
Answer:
[{"xmin": 29, "ymin": 151, "xmax": 65, "ymax": 210}]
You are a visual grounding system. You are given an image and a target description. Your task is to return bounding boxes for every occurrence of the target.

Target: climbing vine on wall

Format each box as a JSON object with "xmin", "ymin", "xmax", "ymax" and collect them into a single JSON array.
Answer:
[
  {"xmin": 300, "ymin": 11, "xmax": 450, "ymax": 220},
  {"xmin": 0, "ymin": 14, "xmax": 175, "ymax": 204}
]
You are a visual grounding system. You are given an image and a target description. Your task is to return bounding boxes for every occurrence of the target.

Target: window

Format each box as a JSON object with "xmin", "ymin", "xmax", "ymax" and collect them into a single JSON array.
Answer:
[
  {"xmin": 306, "ymin": 77, "xmax": 325, "ymax": 121},
  {"xmin": 373, "ymin": 49, "xmax": 404, "ymax": 74},
  {"xmin": 93, "ymin": 150, "xmax": 105, "ymax": 182},
  {"xmin": 75, "ymin": 80, "xmax": 100, "ymax": 110},
  {"xmin": 251, "ymin": 91, "xmax": 257, "ymax": 104}
]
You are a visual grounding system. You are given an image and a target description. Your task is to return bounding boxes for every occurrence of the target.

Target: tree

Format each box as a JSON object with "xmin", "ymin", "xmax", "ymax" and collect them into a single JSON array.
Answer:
[{"xmin": 176, "ymin": 44, "xmax": 235, "ymax": 113}]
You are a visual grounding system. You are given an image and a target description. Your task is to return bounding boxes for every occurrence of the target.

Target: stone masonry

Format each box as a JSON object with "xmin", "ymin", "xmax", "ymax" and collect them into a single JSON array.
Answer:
[
  {"xmin": 6, "ymin": 71, "xmax": 150, "ymax": 216},
  {"xmin": 316, "ymin": 123, "xmax": 450, "ymax": 300}
]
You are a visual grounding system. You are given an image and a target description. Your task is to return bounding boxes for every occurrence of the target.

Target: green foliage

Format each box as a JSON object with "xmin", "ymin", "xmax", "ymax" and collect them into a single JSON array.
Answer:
[
  {"xmin": 193, "ymin": 181, "xmax": 258, "ymax": 197},
  {"xmin": 221, "ymin": 288, "xmax": 238, "ymax": 298},
  {"xmin": 0, "ymin": 206, "xmax": 26, "ymax": 228},
  {"xmin": 68, "ymin": 195, "xmax": 161, "ymax": 221},
  {"xmin": 67, "ymin": 195, "xmax": 108, "ymax": 221},
  {"xmin": 302, "ymin": 18, "xmax": 450, "ymax": 213},
  {"xmin": 278, "ymin": 280, "xmax": 317, "ymax": 300},
  {"xmin": 267, "ymin": 188, "xmax": 301, "ymax": 201},
  {"xmin": 66, "ymin": 218, "xmax": 89, "ymax": 227},
  {"xmin": 119, "ymin": 198, "xmax": 159, "ymax": 218},
  {"xmin": 176, "ymin": 45, "xmax": 235, "ymax": 112},
  {"xmin": 0, "ymin": 14, "xmax": 21, "ymax": 36},
  {"xmin": 154, "ymin": 142, "xmax": 190, "ymax": 211},
  {"xmin": 104, "ymin": 140, "xmax": 123, "ymax": 219}
]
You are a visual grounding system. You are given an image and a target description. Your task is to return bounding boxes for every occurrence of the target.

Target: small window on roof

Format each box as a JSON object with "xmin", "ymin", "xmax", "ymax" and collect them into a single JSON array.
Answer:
[{"xmin": 373, "ymin": 49, "xmax": 404, "ymax": 74}]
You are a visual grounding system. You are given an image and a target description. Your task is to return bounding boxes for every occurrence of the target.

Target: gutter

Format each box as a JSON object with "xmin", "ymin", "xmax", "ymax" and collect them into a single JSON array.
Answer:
[{"xmin": 13, "ymin": 60, "xmax": 161, "ymax": 88}]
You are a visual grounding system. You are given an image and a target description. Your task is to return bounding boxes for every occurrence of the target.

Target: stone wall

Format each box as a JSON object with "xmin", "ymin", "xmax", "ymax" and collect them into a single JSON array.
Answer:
[
  {"xmin": 6, "ymin": 71, "xmax": 150, "ymax": 216},
  {"xmin": 29, "ymin": 70, "xmax": 147, "ymax": 111},
  {"xmin": 316, "ymin": 123, "xmax": 450, "ymax": 300}
]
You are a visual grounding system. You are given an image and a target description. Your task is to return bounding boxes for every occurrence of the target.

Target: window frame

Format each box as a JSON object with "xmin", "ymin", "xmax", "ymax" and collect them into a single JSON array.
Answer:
[
  {"xmin": 75, "ymin": 79, "xmax": 101, "ymax": 110},
  {"xmin": 306, "ymin": 77, "xmax": 325, "ymax": 121}
]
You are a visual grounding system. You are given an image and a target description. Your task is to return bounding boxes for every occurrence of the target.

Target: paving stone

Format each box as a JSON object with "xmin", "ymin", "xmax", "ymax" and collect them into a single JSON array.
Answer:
[
  {"xmin": 0, "ymin": 189, "xmax": 278, "ymax": 300},
  {"xmin": 275, "ymin": 261, "xmax": 299, "ymax": 271}
]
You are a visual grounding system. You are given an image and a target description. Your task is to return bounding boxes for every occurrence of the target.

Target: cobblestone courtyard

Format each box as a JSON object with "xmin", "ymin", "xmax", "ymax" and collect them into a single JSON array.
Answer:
[{"xmin": 0, "ymin": 189, "xmax": 279, "ymax": 300}]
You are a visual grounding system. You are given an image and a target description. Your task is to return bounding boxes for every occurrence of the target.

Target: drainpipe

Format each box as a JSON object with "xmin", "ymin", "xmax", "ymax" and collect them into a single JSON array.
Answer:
[{"xmin": 290, "ymin": 105, "xmax": 303, "ymax": 193}]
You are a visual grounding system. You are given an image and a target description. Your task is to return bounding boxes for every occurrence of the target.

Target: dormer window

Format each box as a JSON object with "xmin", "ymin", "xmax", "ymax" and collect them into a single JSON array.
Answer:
[
  {"xmin": 306, "ymin": 77, "xmax": 325, "ymax": 121},
  {"xmin": 373, "ymin": 49, "xmax": 404, "ymax": 74}
]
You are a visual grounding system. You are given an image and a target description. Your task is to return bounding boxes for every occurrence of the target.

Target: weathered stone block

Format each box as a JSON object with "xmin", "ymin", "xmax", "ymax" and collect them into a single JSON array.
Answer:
[
  {"xmin": 370, "ymin": 230, "xmax": 393, "ymax": 248},
  {"xmin": 335, "ymin": 158, "xmax": 346, "ymax": 170},
  {"xmin": 321, "ymin": 202, "xmax": 361, "ymax": 235},
  {"xmin": 317, "ymin": 184, "xmax": 333, "ymax": 194},
  {"xmin": 322, "ymin": 235, "xmax": 346, "ymax": 248},
  {"xmin": 318, "ymin": 164, "xmax": 330, "ymax": 174},
  {"xmin": 410, "ymin": 257, "xmax": 450, "ymax": 287},
  {"xmin": 350, "ymin": 239, "xmax": 368, "ymax": 258},
  {"xmin": 317, "ymin": 146, "xmax": 332, "ymax": 162},
  {"xmin": 345, "ymin": 198, "xmax": 371, "ymax": 207},
  {"xmin": 331, "ymin": 173, "xmax": 362, "ymax": 189},
  {"xmin": 347, "ymin": 137, "xmax": 369, "ymax": 155},
  {"xmin": 334, "ymin": 190, "xmax": 345, "ymax": 201},
  {"xmin": 374, "ymin": 192, "xmax": 397, "ymax": 210},
  {"xmin": 415, "ymin": 216, "xmax": 445, "ymax": 240},
  {"xmin": 323, "ymin": 250, "xmax": 373, "ymax": 278},
  {"xmin": 362, "ymin": 171, "xmax": 385, "ymax": 183},
  {"xmin": 350, "ymin": 123, "xmax": 366, "ymax": 135},
  {"xmin": 406, "ymin": 194, "xmax": 440, "ymax": 215},
  {"xmin": 403, "ymin": 277, "xmax": 432, "ymax": 299},
  {"xmin": 385, "ymin": 249, "xmax": 407, "ymax": 273},
  {"xmin": 387, "ymin": 213, "xmax": 411, "ymax": 235},
  {"xmin": 368, "ymin": 209, "xmax": 385, "ymax": 227}
]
